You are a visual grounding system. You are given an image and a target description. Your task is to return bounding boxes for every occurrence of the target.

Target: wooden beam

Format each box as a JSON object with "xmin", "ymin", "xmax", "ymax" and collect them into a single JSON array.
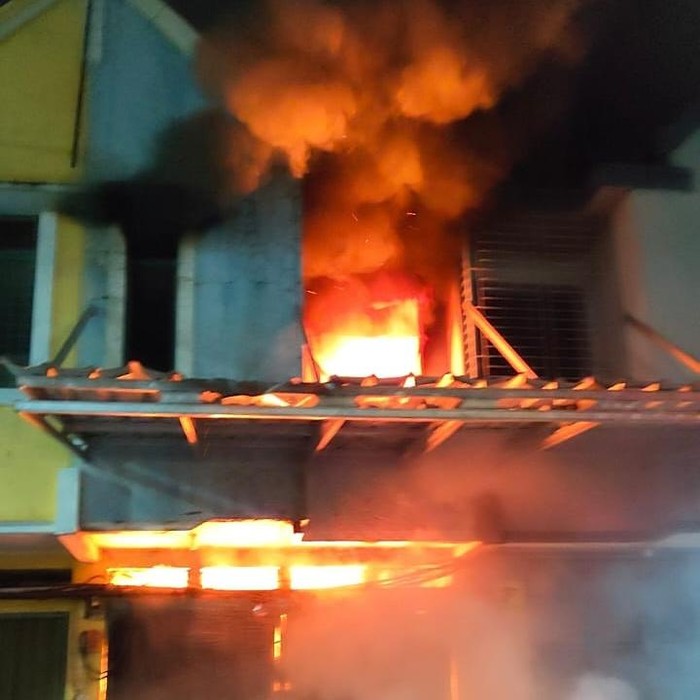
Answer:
[
  {"xmin": 179, "ymin": 416, "xmax": 198, "ymax": 445},
  {"xmin": 18, "ymin": 411, "xmax": 88, "ymax": 460},
  {"xmin": 58, "ymin": 533, "xmax": 100, "ymax": 564},
  {"xmin": 315, "ymin": 419, "xmax": 345, "ymax": 452},
  {"xmin": 625, "ymin": 314, "xmax": 700, "ymax": 375},
  {"xmin": 15, "ymin": 399, "xmax": 700, "ymax": 424},
  {"xmin": 542, "ymin": 421, "xmax": 598, "ymax": 450},
  {"xmin": 425, "ymin": 420, "xmax": 464, "ymax": 452},
  {"xmin": 465, "ymin": 303, "xmax": 538, "ymax": 379}
]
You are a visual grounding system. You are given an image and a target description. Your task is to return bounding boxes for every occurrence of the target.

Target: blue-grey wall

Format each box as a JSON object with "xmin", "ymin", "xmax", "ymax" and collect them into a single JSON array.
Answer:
[
  {"xmin": 191, "ymin": 176, "xmax": 303, "ymax": 381},
  {"xmin": 81, "ymin": 434, "xmax": 306, "ymax": 526},
  {"xmin": 78, "ymin": 1, "xmax": 304, "ymax": 379},
  {"xmin": 80, "ymin": 1, "xmax": 206, "ymax": 367},
  {"xmin": 86, "ymin": 0, "xmax": 205, "ymax": 179}
]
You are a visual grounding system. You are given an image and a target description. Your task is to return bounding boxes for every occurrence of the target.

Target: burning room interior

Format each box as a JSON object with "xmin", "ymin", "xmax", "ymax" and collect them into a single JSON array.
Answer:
[{"xmin": 1, "ymin": 0, "xmax": 699, "ymax": 699}]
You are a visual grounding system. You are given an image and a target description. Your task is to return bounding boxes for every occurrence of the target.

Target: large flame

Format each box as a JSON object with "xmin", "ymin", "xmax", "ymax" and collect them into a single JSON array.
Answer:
[
  {"xmin": 304, "ymin": 271, "xmax": 431, "ymax": 379},
  {"xmin": 196, "ymin": 0, "xmax": 587, "ymax": 381},
  {"xmin": 91, "ymin": 519, "xmax": 480, "ymax": 592}
]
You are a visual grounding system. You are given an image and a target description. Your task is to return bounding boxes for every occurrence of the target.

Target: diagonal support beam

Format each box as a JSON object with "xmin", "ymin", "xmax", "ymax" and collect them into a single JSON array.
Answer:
[
  {"xmin": 51, "ymin": 305, "xmax": 100, "ymax": 367},
  {"xmin": 542, "ymin": 421, "xmax": 599, "ymax": 450},
  {"xmin": 465, "ymin": 303, "xmax": 538, "ymax": 379},
  {"xmin": 18, "ymin": 411, "xmax": 88, "ymax": 460},
  {"xmin": 179, "ymin": 416, "xmax": 198, "ymax": 445},
  {"xmin": 425, "ymin": 420, "xmax": 464, "ymax": 452},
  {"xmin": 625, "ymin": 314, "xmax": 700, "ymax": 375},
  {"xmin": 315, "ymin": 419, "xmax": 345, "ymax": 452}
]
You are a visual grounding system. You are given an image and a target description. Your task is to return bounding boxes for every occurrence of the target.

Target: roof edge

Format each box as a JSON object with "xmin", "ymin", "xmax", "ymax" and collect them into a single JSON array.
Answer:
[
  {"xmin": 658, "ymin": 99, "xmax": 700, "ymax": 156},
  {"xmin": 126, "ymin": 0, "xmax": 198, "ymax": 56},
  {"xmin": 0, "ymin": 0, "xmax": 59, "ymax": 42}
]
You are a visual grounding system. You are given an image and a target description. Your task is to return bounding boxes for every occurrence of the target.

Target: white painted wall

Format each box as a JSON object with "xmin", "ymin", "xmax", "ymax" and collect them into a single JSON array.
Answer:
[{"xmin": 612, "ymin": 131, "xmax": 700, "ymax": 382}]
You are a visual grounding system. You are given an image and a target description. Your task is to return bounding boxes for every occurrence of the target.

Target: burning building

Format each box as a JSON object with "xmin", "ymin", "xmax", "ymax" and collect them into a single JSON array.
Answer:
[{"xmin": 1, "ymin": 0, "xmax": 700, "ymax": 699}]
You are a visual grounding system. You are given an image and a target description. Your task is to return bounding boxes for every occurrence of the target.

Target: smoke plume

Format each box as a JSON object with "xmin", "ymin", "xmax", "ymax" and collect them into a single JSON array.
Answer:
[{"xmin": 197, "ymin": 0, "xmax": 588, "ymax": 281}]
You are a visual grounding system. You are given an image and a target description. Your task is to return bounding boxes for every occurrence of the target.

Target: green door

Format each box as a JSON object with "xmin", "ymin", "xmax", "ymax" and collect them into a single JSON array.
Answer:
[{"xmin": 0, "ymin": 613, "xmax": 69, "ymax": 700}]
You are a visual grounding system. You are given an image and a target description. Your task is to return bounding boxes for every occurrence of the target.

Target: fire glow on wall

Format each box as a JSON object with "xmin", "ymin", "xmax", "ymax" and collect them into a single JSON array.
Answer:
[{"xmin": 93, "ymin": 520, "xmax": 480, "ymax": 592}]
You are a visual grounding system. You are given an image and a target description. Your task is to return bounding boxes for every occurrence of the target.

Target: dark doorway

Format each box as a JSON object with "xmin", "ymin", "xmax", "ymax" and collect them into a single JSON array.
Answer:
[
  {"xmin": 0, "ymin": 216, "xmax": 37, "ymax": 384},
  {"xmin": 107, "ymin": 597, "xmax": 274, "ymax": 699},
  {"xmin": 0, "ymin": 613, "xmax": 69, "ymax": 700}
]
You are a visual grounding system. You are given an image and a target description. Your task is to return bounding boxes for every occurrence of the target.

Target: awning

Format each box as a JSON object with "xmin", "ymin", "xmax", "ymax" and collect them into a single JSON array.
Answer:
[{"xmin": 6, "ymin": 361, "xmax": 700, "ymax": 455}]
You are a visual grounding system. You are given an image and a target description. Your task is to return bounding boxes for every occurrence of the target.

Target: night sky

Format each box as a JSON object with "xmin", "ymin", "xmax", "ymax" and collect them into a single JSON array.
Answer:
[{"xmin": 521, "ymin": 0, "xmax": 700, "ymax": 183}]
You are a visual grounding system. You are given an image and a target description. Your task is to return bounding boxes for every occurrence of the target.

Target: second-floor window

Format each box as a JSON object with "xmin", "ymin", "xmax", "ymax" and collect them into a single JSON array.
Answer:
[
  {"xmin": 468, "ymin": 208, "xmax": 608, "ymax": 381},
  {"xmin": 0, "ymin": 216, "xmax": 37, "ymax": 385}
]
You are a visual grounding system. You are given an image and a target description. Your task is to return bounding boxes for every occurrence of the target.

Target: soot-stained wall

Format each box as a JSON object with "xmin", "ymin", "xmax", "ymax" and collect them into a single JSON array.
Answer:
[
  {"xmin": 80, "ymin": 434, "xmax": 306, "ymax": 527},
  {"xmin": 187, "ymin": 174, "xmax": 303, "ymax": 381},
  {"xmin": 305, "ymin": 426, "xmax": 700, "ymax": 542}
]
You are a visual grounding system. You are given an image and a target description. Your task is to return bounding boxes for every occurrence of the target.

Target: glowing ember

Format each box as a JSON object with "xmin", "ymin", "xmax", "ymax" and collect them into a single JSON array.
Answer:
[
  {"xmin": 201, "ymin": 566, "xmax": 280, "ymax": 591},
  {"xmin": 193, "ymin": 519, "xmax": 301, "ymax": 547},
  {"xmin": 108, "ymin": 566, "xmax": 189, "ymax": 588},
  {"xmin": 273, "ymin": 614, "xmax": 286, "ymax": 660},
  {"xmin": 304, "ymin": 272, "xmax": 431, "ymax": 379}
]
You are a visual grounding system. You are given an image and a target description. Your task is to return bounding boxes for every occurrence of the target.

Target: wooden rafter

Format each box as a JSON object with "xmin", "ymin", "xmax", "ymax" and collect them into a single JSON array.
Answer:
[{"xmin": 315, "ymin": 419, "xmax": 345, "ymax": 452}]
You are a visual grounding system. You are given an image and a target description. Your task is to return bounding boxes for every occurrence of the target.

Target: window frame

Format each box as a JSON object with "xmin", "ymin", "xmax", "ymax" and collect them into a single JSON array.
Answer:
[{"xmin": 0, "ymin": 185, "xmax": 61, "ymax": 398}]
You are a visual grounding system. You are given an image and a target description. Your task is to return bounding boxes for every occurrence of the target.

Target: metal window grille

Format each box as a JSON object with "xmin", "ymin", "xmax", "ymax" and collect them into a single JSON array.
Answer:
[
  {"xmin": 475, "ymin": 281, "xmax": 591, "ymax": 380},
  {"xmin": 469, "ymin": 210, "xmax": 599, "ymax": 380}
]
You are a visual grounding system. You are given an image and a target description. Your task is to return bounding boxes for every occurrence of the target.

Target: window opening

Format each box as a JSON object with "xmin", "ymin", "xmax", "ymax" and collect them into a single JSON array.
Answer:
[{"xmin": 0, "ymin": 216, "xmax": 37, "ymax": 385}]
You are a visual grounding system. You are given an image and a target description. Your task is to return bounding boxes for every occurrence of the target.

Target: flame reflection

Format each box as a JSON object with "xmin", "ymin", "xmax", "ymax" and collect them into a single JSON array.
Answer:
[{"xmin": 107, "ymin": 566, "xmax": 189, "ymax": 588}]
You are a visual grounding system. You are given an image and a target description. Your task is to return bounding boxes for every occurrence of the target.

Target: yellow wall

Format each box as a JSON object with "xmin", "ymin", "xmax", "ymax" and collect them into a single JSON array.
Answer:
[
  {"xmin": 0, "ymin": 217, "xmax": 85, "ymax": 524},
  {"xmin": 0, "ymin": 0, "xmax": 89, "ymax": 523},
  {"xmin": 0, "ymin": 599, "xmax": 106, "ymax": 700},
  {"xmin": 0, "ymin": 407, "xmax": 71, "ymax": 521},
  {"xmin": 0, "ymin": 0, "xmax": 88, "ymax": 182},
  {"xmin": 1, "ymin": 12, "xmax": 107, "ymax": 696},
  {"xmin": 0, "ymin": 551, "xmax": 72, "ymax": 569}
]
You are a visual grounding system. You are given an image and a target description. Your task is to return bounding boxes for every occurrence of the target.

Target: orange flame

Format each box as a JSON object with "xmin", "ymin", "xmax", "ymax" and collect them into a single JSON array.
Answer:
[
  {"xmin": 289, "ymin": 565, "xmax": 366, "ymax": 590},
  {"xmin": 304, "ymin": 271, "xmax": 431, "ymax": 379},
  {"xmin": 201, "ymin": 566, "xmax": 280, "ymax": 591},
  {"xmin": 97, "ymin": 519, "xmax": 481, "ymax": 592}
]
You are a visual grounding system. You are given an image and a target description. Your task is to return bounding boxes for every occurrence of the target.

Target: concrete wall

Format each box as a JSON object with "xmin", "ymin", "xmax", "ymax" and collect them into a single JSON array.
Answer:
[
  {"xmin": 84, "ymin": 0, "xmax": 205, "ymax": 180},
  {"xmin": 78, "ymin": 2, "xmax": 304, "ymax": 379},
  {"xmin": 612, "ymin": 131, "xmax": 700, "ymax": 382},
  {"xmin": 0, "ymin": 0, "xmax": 86, "ymax": 526},
  {"xmin": 80, "ymin": 435, "xmax": 306, "ymax": 527},
  {"xmin": 51, "ymin": 215, "xmax": 86, "ymax": 363},
  {"xmin": 306, "ymin": 426, "xmax": 700, "ymax": 541},
  {"xmin": 0, "ymin": 408, "xmax": 71, "ymax": 522},
  {"xmin": 78, "ymin": 0, "xmax": 205, "ymax": 366},
  {"xmin": 187, "ymin": 176, "xmax": 303, "ymax": 381}
]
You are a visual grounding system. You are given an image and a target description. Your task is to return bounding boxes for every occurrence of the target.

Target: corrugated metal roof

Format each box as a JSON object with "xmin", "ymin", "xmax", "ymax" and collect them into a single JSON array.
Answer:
[{"xmin": 4, "ymin": 360, "xmax": 699, "ymax": 455}]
